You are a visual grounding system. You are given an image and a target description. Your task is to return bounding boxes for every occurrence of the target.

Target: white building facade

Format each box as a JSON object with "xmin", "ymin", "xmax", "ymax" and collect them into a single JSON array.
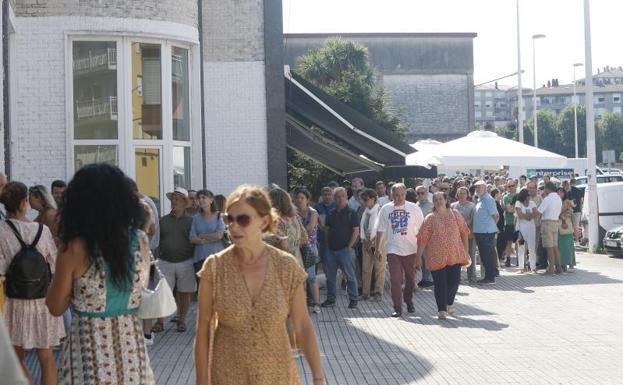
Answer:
[{"xmin": 1, "ymin": 0, "xmax": 286, "ymax": 213}]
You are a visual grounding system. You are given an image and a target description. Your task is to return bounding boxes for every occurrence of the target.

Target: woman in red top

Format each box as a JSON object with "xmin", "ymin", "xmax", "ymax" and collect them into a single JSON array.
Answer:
[{"xmin": 416, "ymin": 191, "xmax": 471, "ymax": 320}]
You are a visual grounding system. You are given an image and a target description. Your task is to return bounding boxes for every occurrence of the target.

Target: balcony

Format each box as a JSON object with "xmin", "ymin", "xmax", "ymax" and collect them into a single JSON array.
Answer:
[
  {"xmin": 75, "ymin": 96, "xmax": 118, "ymax": 121},
  {"xmin": 73, "ymin": 48, "xmax": 117, "ymax": 75}
]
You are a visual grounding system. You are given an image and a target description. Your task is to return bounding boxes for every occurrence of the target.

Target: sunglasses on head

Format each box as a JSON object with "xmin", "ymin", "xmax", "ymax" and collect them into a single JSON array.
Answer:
[{"xmin": 223, "ymin": 213, "xmax": 252, "ymax": 227}]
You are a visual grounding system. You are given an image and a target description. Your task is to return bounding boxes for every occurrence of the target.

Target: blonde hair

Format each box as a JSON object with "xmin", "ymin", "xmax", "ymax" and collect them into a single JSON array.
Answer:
[{"xmin": 226, "ymin": 185, "xmax": 278, "ymax": 234}]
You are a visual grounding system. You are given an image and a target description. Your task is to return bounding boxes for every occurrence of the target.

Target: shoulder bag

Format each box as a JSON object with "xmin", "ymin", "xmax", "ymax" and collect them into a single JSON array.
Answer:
[
  {"xmin": 207, "ymin": 259, "xmax": 219, "ymax": 385},
  {"xmin": 138, "ymin": 261, "xmax": 177, "ymax": 319},
  {"xmin": 451, "ymin": 210, "xmax": 472, "ymax": 268}
]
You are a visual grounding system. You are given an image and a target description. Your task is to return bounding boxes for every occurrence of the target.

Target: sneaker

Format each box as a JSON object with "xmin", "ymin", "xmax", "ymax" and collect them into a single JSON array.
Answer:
[
  {"xmin": 312, "ymin": 305, "xmax": 321, "ymax": 314},
  {"xmin": 406, "ymin": 303, "xmax": 415, "ymax": 313},
  {"xmin": 348, "ymin": 300, "xmax": 358, "ymax": 309},
  {"xmin": 417, "ymin": 280, "xmax": 434, "ymax": 288},
  {"xmin": 372, "ymin": 293, "xmax": 383, "ymax": 301},
  {"xmin": 391, "ymin": 310, "xmax": 402, "ymax": 317},
  {"xmin": 144, "ymin": 334, "xmax": 154, "ymax": 346},
  {"xmin": 438, "ymin": 311, "xmax": 448, "ymax": 320},
  {"xmin": 321, "ymin": 300, "xmax": 335, "ymax": 308},
  {"xmin": 447, "ymin": 304, "xmax": 455, "ymax": 315}
]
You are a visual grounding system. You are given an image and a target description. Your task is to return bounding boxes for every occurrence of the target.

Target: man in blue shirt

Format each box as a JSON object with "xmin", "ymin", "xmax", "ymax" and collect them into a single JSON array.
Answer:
[
  {"xmin": 473, "ymin": 180, "xmax": 500, "ymax": 284},
  {"xmin": 314, "ymin": 186, "xmax": 337, "ymax": 265}
]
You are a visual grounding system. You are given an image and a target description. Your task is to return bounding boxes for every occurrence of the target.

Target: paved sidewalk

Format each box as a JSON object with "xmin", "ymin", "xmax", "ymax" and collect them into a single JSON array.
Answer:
[{"xmin": 26, "ymin": 252, "xmax": 623, "ymax": 384}]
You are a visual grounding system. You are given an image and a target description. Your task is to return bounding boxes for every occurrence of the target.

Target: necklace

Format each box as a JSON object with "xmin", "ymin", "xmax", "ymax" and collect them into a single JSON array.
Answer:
[{"xmin": 236, "ymin": 246, "xmax": 268, "ymax": 266}]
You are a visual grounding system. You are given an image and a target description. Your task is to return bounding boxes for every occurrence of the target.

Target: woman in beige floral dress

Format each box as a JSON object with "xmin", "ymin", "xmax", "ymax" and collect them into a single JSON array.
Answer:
[
  {"xmin": 46, "ymin": 164, "xmax": 154, "ymax": 385},
  {"xmin": 0, "ymin": 181, "xmax": 64, "ymax": 385},
  {"xmin": 195, "ymin": 185, "xmax": 325, "ymax": 385}
]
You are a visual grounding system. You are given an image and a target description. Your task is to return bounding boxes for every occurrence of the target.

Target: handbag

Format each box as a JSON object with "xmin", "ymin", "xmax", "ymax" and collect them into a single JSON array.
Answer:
[
  {"xmin": 207, "ymin": 259, "xmax": 219, "ymax": 385},
  {"xmin": 300, "ymin": 243, "xmax": 318, "ymax": 270},
  {"xmin": 451, "ymin": 210, "xmax": 472, "ymax": 268},
  {"xmin": 138, "ymin": 262, "xmax": 177, "ymax": 319}
]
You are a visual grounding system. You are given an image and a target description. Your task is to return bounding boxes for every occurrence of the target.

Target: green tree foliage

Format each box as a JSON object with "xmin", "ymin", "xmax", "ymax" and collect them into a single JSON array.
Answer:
[
  {"xmin": 596, "ymin": 111, "xmax": 623, "ymax": 162},
  {"xmin": 525, "ymin": 110, "xmax": 559, "ymax": 153},
  {"xmin": 287, "ymin": 38, "xmax": 406, "ymax": 193},
  {"xmin": 557, "ymin": 105, "xmax": 587, "ymax": 158}
]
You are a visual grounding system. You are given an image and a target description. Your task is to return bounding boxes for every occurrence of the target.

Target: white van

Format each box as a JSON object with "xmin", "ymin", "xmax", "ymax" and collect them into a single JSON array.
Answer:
[{"xmin": 582, "ymin": 182, "xmax": 623, "ymax": 247}]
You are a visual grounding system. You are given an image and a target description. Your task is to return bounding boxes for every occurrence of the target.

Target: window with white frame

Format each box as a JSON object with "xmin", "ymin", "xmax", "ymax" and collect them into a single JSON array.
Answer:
[{"xmin": 71, "ymin": 37, "xmax": 193, "ymax": 211}]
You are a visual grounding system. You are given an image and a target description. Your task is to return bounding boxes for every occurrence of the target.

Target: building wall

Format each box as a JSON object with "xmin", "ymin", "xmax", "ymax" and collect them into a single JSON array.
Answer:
[
  {"xmin": 383, "ymin": 74, "xmax": 470, "ymax": 142},
  {"xmin": 10, "ymin": 15, "xmax": 198, "ymax": 188},
  {"xmin": 202, "ymin": 0, "xmax": 272, "ymax": 194},
  {"xmin": 14, "ymin": 0, "xmax": 198, "ymax": 27}
]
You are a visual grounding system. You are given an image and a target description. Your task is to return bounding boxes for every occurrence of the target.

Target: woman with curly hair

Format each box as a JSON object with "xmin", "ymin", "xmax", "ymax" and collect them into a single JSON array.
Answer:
[{"xmin": 46, "ymin": 163, "xmax": 154, "ymax": 384}]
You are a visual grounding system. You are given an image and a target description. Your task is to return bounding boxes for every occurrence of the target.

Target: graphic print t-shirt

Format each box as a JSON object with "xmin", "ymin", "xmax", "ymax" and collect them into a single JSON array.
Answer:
[{"xmin": 376, "ymin": 201, "xmax": 424, "ymax": 256}]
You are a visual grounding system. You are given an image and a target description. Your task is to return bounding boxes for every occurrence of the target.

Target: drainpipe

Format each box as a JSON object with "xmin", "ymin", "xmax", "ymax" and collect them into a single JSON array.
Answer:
[
  {"xmin": 2, "ymin": 0, "xmax": 10, "ymax": 177},
  {"xmin": 197, "ymin": 0, "xmax": 206, "ymax": 189}
]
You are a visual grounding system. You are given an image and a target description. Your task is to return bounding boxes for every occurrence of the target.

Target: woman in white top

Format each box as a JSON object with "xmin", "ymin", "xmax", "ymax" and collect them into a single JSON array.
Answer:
[
  {"xmin": 514, "ymin": 188, "xmax": 538, "ymax": 273},
  {"xmin": 359, "ymin": 189, "xmax": 383, "ymax": 300}
]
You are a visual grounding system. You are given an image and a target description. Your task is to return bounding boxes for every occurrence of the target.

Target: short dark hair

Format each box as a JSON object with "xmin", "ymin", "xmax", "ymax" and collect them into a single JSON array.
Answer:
[
  {"xmin": 519, "ymin": 175, "xmax": 527, "ymax": 180},
  {"xmin": 544, "ymin": 181, "xmax": 557, "ymax": 192},
  {"xmin": 321, "ymin": 186, "xmax": 333, "ymax": 195},
  {"xmin": 51, "ymin": 179, "xmax": 66, "ymax": 189},
  {"xmin": 375, "ymin": 181, "xmax": 385, "ymax": 187},
  {"xmin": 0, "ymin": 181, "xmax": 27, "ymax": 213},
  {"xmin": 360, "ymin": 188, "xmax": 378, "ymax": 202},
  {"xmin": 294, "ymin": 187, "xmax": 311, "ymax": 200}
]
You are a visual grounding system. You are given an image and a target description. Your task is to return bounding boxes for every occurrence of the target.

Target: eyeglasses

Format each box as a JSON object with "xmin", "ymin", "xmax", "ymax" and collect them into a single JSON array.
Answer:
[{"xmin": 223, "ymin": 213, "xmax": 252, "ymax": 227}]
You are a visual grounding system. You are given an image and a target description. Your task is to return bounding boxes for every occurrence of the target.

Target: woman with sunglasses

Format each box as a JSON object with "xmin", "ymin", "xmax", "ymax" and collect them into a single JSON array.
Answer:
[
  {"xmin": 195, "ymin": 185, "xmax": 325, "ymax": 385},
  {"xmin": 293, "ymin": 187, "xmax": 321, "ymax": 314},
  {"xmin": 28, "ymin": 185, "xmax": 58, "ymax": 241},
  {"xmin": 190, "ymin": 189, "xmax": 226, "ymax": 273}
]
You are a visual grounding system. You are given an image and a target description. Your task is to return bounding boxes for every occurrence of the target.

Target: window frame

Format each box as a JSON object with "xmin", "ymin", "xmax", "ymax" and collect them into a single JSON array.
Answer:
[{"xmin": 67, "ymin": 34, "xmax": 199, "ymax": 214}]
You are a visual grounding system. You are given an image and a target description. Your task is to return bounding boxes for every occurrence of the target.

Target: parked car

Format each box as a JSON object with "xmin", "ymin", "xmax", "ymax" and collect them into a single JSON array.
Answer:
[
  {"xmin": 604, "ymin": 225, "xmax": 623, "ymax": 254},
  {"xmin": 582, "ymin": 182, "xmax": 623, "ymax": 248},
  {"xmin": 575, "ymin": 174, "xmax": 623, "ymax": 193}
]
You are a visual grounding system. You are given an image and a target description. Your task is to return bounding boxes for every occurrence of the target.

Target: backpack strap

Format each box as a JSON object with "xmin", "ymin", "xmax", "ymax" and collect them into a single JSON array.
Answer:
[
  {"xmin": 5, "ymin": 220, "xmax": 28, "ymax": 249},
  {"xmin": 31, "ymin": 224, "xmax": 44, "ymax": 249}
]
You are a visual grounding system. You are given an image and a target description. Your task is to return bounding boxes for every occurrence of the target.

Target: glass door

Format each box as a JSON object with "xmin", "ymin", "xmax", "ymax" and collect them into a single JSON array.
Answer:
[{"xmin": 134, "ymin": 146, "xmax": 163, "ymax": 213}]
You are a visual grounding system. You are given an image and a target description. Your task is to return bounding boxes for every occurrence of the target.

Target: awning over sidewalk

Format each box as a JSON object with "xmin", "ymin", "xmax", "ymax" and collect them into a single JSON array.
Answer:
[{"xmin": 285, "ymin": 68, "xmax": 435, "ymax": 177}]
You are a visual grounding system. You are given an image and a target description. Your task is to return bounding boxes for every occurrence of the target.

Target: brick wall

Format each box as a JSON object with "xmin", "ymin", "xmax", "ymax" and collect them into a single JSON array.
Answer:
[
  {"xmin": 203, "ymin": 61, "xmax": 268, "ymax": 194},
  {"xmin": 202, "ymin": 0, "xmax": 264, "ymax": 62},
  {"xmin": 14, "ymin": 0, "xmax": 197, "ymax": 27},
  {"xmin": 383, "ymin": 74, "xmax": 471, "ymax": 142}
]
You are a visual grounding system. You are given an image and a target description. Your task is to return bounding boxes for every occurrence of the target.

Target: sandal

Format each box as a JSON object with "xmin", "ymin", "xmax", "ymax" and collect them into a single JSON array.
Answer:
[
  {"xmin": 176, "ymin": 321, "xmax": 187, "ymax": 333},
  {"xmin": 151, "ymin": 322, "xmax": 164, "ymax": 333}
]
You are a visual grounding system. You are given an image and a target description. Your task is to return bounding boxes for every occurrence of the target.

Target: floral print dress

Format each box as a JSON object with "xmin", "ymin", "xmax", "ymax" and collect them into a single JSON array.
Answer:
[{"xmin": 59, "ymin": 230, "xmax": 154, "ymax": 385}]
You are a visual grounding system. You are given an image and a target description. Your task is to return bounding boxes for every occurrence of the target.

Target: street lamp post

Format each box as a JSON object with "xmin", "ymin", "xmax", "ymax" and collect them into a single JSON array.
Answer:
[
  {"xmin": 584, "ymin": 0, "xmax": 599, "ymax": 253},
  {"xmin": 516, "ymin": 0, "xmax": 524, "ymax": 143},
  {"xmin": 532, "ymin": 34, "xmax": 546, "ymax": 148},
  {"xmin": 573, "ymin": 62, "xmax": 584, "ymax": 159}
]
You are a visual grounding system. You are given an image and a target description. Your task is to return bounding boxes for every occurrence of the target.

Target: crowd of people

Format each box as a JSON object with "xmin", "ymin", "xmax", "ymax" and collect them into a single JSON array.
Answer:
[{"xmin": 0, "ymin": 165, "xmax": 583, "ymax": 385}]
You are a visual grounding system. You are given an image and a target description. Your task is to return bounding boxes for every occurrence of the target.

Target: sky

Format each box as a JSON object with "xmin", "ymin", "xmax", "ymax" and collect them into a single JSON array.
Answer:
[{"xmin": 283, "ymin": 0, "xmax": 621, "ymax": 88}]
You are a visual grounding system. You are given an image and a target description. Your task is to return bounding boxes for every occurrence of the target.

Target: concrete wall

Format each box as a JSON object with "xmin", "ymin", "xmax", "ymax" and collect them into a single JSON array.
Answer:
[
  {"xmin": 14, "ymin": 0, "xmax": 197, "ymax": 27},
  {"xmin": 284, "ymin": 33, "xmax": 476, "ymax": 142}
]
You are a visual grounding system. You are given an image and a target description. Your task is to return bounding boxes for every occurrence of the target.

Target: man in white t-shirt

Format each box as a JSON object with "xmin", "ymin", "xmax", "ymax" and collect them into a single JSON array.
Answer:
[
  {"xmin": 375, "ymin": 183, "xmax": 425, "ymax": 317},
  {"xmin": 537, "ymin": 181, "xmax": 563, "ymax": 274}
]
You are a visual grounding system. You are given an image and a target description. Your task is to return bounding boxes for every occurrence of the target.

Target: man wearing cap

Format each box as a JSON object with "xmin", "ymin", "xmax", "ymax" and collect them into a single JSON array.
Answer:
[
  {"xmin": 537, "ymin": 181, "xmax": 563, "ymax": 274},
  {"xmin": 473, "ymin": 180, "xmax": 499, "ymax": 284},
  {"xmin": 155, "ymin": 187, "xmax": 195, "ymax": 333}
]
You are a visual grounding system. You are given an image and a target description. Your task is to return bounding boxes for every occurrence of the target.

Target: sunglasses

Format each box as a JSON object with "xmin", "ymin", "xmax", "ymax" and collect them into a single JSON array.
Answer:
[{"xmin": 223, "ymin": 213, "xmax": 252, "ymax": 227}]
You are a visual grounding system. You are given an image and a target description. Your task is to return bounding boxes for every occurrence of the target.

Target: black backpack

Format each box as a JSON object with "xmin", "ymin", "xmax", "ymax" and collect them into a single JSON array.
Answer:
[{"xmin": 5, "ymin": 220, "xmax": 52, "ymax": 299}]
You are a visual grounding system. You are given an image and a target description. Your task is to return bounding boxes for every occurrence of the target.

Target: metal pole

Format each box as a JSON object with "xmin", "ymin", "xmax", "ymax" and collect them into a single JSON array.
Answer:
[
  {"xmin": 584, "ymin": 0, "xmax": 599, "ymax": 253},
  {"xmin": 573, "ymin": 65, "xmax": 579, "ymax": 158},
  {"xmin": 533, "ymin": 38, "xmax": 538, "ymax": 148},
  {"xmin": 516, "ymin": 0, "xmax": 524, "ymax": 143}
]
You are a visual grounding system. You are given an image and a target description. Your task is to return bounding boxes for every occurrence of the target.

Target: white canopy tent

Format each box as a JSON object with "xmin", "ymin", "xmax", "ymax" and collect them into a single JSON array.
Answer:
[
  {"xmin": 409, "ymin": 139, "xmax": 443, "ymax": 152},
  {"xmin": 406, "ymin": 130, "xmax": 568, "ymax": 169}
]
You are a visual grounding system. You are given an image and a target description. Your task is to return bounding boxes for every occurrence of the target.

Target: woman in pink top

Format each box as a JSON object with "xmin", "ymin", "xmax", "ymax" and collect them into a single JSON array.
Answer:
[{"xmin": 416, "ymin": 191, "xmax": 471, "ymax": 320}]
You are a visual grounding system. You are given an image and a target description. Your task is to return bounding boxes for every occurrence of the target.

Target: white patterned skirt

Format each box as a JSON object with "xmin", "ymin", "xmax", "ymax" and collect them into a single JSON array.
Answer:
[
  {"xmin": 4, "ymin": 297, "xmax": 65, "ymax": 349},
  {"xmin": 59, "ymin": 313, "xmax": 154, "ymax": 385}
]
